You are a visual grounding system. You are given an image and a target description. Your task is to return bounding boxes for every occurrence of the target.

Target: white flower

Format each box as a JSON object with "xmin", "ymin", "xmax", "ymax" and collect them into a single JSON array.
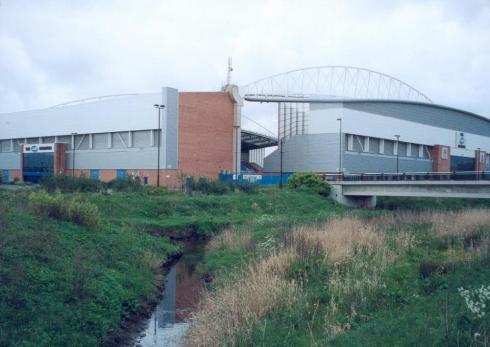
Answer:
[{"xmin": 458, "ymin": 284, "xmax": 490, "ymax": 319}]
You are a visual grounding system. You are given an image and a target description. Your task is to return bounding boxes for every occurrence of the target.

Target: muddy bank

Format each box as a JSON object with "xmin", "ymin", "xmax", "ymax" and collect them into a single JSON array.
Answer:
[{"xmin": 105, "ymin": 251, "xmax": 183, "ymax": 347}]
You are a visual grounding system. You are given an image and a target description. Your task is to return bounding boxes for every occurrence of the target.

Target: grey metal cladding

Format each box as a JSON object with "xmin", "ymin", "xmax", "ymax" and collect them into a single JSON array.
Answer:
[
  {"xmin": 93, "ymin": 133, "xmax": 109, "ymax": 149},
  {"xmin": 344, "ymin": 152, "xmax": 432, "ymax": 173},
  {"xmin": 0, "ymin": 140, "xmax": 11, "ymax": 152},
  {"xmin": 0, "ymin": 153, "xmax": 21, "ymax": 169},
  {"xmin": 162, "ymin": 87, "xmax": 179, "ymax": 169},
  {"xmin": 66, "ymin": 148, "xmax": 160, "ymax": 170},
  {"xmin": 263, "ymin": 133, "xmax": 340, "ymax": 173},
  {"xmin": 132, "ymin": 130, "xmax": 152, "ymax": 148},
  {"xmin": 344, "ymin": 102, "xmax": 490, "ymax": 137},
  {"xmin": 112, "ymin": 132, "xmax": 129, "ymax": 148}
]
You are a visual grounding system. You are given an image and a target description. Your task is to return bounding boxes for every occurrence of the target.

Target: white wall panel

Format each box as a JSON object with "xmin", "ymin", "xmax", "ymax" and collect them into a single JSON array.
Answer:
[
  {"xmin": 309, "ymin": 104, "xmax": 490, "ymax": 152},
  {"xmin": 0, "ymin": 93, "xmax": 163, "ymax": 140}
]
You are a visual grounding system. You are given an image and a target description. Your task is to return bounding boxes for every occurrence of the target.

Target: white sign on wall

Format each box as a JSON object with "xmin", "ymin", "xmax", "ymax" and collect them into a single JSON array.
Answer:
[{"xmin": 456, "ymin": 132, "xmax": 466, "ymax": 148}]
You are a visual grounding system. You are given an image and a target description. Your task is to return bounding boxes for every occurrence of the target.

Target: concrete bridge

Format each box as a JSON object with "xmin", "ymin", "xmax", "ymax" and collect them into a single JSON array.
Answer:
[{"xmin": 326, "ymin": 172, "xmax": 490, "ymax": 207}]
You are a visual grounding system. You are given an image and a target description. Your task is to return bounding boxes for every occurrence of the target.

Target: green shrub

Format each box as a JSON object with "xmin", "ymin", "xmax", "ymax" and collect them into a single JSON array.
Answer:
[
  {"xmin": 41, "ymin": 175, "xmax": 103, "ymax": 193},
  {"xmin": 187, "ymin": 177, "xmax": 230, "ymax": 195},
  {"xmin": 64, "ymin": 197, "xmax": 100, "ymax": 228},
  {"xmin": 232, "ymin": 181, "xmax": 259, "ymax": 194},
  {"xmin": 28, "ymin": 191, "xmax": 100, "ymax": 228},
  {"xmin": 28, "ymin": 191, "xmax": 64, "ymax": 218},
  {"xmin": 142, "ymin": 185, "xmax": 169, "ymax": 195},
  {"xmin": 287, "ymin": 172, "xmax": 331, "ymax": 196},
  {"xmin": 108, "ymin": 175, "xmax": 142, "ymax": 192}
]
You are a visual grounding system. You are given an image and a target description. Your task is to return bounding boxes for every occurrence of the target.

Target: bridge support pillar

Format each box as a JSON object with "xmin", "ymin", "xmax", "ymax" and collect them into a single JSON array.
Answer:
[{"xmin": 330, "ymin": 184, "xmax": 377, "ymax": 208}]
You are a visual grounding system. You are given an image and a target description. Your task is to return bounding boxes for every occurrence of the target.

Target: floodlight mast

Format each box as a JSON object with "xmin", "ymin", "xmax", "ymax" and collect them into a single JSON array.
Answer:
[{"xmin": 153, "ymin": 104, "xmax": 165, "ymax": 187}]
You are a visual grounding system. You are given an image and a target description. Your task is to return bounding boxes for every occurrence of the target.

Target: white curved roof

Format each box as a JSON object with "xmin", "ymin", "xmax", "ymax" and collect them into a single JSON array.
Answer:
[{"xmin": 241, "ymin": 66, "xmax": 432, "ymax": 103}]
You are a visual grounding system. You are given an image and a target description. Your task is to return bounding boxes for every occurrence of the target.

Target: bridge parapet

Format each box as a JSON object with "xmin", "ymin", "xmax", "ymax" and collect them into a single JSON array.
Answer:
[{"xmin": 327, "ymin": 172, "xmax": 490, "ymax": 207}]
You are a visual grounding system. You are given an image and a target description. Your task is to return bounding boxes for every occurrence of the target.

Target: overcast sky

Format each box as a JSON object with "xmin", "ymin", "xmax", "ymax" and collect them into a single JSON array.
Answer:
[{"xmin": 1, "ymin": 0, "xmax": 490, "ymax": 135}]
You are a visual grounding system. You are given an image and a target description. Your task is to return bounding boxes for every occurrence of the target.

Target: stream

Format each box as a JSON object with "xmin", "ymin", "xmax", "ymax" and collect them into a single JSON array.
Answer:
[{"xmin": 132, "ymin": 243, "xmax": 206, "ymax": 347}]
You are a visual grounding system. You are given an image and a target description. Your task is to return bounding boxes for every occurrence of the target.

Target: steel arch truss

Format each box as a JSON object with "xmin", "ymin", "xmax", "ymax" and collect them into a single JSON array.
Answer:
[{"xmin": 241, "ymin": 66, "xmax": 432, "ymax": 103}]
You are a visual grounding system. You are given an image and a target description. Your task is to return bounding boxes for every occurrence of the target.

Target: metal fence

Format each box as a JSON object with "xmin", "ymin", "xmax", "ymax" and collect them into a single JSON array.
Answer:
[
  {"xmin": 219, "ymin": 173, "xmax": 292, "ymax": 186},
  {"xmin": 323, "ymin": 171, "xmax": 490, "ymax": 182}
]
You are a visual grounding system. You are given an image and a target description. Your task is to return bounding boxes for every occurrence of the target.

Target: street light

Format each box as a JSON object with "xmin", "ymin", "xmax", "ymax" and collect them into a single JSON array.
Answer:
[
  {"xmin": 279, "ymin": 137, "xmax": 284, "ymax": 188},
  {"xmin": 336, "ymin": 118, "xmax": 342, "ymax": 174},
  {"xmin": 154, "ymin": 104, "xmax": 165, "ymax": 187},
  {"xmin": 394, "ymin": 134, "xmax": 400, "ymax": 175},
  {"xmin": 71, "ymin": 132, "xmax": 78, "ymax": 177}
]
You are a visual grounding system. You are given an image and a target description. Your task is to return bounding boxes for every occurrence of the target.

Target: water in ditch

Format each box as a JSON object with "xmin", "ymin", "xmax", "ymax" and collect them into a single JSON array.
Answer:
[{"xmin": 133, "ymin": 243, "xmax": 206, "ymax": 347}]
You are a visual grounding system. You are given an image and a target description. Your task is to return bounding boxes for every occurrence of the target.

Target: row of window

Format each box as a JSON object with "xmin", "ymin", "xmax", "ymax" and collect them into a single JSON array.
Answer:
[
  {"xmin": 345, "ymin": 134, "xmax": 431, "ymax": 159},
  {"xmin": 0, "ymin": 130, "xmax": 160, "ymax": 152}
]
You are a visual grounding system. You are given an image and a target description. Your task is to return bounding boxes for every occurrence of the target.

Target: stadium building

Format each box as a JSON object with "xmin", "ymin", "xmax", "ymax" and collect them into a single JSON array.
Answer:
[
  {"xmin": 242, "ymin": 66, "xmax": 490, "ymax": 175},
  {"xmin": 0, "ymin": 86, "xmax": 276, "ymax": 185},
  {"xmin": 1, "ymin": 66, "xmax": 489, "ymax": 186}
]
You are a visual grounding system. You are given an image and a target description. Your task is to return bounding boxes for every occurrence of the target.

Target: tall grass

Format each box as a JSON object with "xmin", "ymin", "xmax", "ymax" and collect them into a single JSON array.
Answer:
[
  {"xmin": 206, "ymin": 227, "xmax": 254, "ymax": 253},
  {"xmin": 286, "ymin": 217, "xmax": 386, "ymax": 262},
  {"xmin": 188, "ymin": 209, "xmax": 490, "ymax": 345},
  {"xmin": 186, "ymin": 249, "xmax": 299, "ymax": 346}
]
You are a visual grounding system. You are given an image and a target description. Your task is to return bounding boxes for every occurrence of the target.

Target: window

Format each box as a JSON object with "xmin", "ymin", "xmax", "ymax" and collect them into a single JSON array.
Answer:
[
  {"xmin": 369, "ymin": 138, "xmax": 380, "ymax": 154},
  {"xmin": 90, "ymin": 170, "xmax": 100, "ymax": 180},
  {"xmin": 442, "ymin": 147, "xmax": 449, "ymax": 160},
  {"xmin": 74, "ymin": 134, "xmax": 89, "ymax": 150},
  {"xmin": 2, "ymin": 170, "xmax": 9, "ymax": 183},
  {"xmin": 112, "ymin": 132, "xmax": 129, "ymax": 148},
  {"xmin": 1, "ymin": 140, "xmax": 11, "ymax": 152},
  {"xmin": 353, "ymin": 135, "xmax": 364, "ymax": 152},
  {"xmin": 397, "ymin": 142, "xmax": 407, "ymax": 157},
  {"xmin": 132, "ymin": 130, "xmax": 152, "ymax": 148},
  {"xmin": 56, "ymin": 136, "xmax": 72, "ymax": 150},
  {"xmin": 93, "ymin": 133, "xmax": 109, "ymax": 149},
  {"xmin": 384, "ymin": 140, "xmax": 394, "ymax": 155},
  {"xmin": 26, "ymin": 137, "xmax": 39, "ymax": 144},
  {"xmin": 12, "ymin": 139, "xmax": 23, "ymax": 152},
  {"xmin": 117, "ymin": 169, "xmax": 127, "ymax": 180}
]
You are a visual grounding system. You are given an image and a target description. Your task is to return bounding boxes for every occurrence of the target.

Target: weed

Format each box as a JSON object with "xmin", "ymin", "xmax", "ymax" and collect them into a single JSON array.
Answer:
[
  {"xmin": 28, "ymin": 191, "xmax": 100, "ymax": 228},
  {"xmin": 288, "ymin": 172, "xmax": 331, "ymax": 196}
]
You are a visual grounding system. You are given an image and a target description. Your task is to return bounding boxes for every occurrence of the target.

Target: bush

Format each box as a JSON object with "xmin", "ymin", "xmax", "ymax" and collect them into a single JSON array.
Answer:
[
  {"xmin": 142, "ymin": 185, "xmax": 169, "ymax": 196},
  {"xmin": 64, "ymin": 196, "xmax": 100, "ymax": 228},
  {"xmin": 28, "ymin": 191, "xmax": 64, "ymax": 219},
  {"xmin": 28, "ymin": 191, "xmax": 100, "ymax": 228},
  {"xmin": 287, "ymin": 172, "xmax": 331, "ymax": 196},
  {"xmin": 232, "ymin": 181, "xmax": 259, "ymax": 194},
  {"xmin": 186, "ymin": 177, "xmax": 230, "ymax": 195},
  {"xmin": 108, "ymin": 175, "xmax": 142, "ymax": 192},
  {"xmin": 41, "ymin": 175, "xmax": 103, "ymax": 193}
]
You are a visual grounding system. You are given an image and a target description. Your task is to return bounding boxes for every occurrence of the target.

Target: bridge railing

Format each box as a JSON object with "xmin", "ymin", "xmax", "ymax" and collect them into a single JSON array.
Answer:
[{"xmin": 323, "ymin": 171, "xmax": 490, "ymax": 182}]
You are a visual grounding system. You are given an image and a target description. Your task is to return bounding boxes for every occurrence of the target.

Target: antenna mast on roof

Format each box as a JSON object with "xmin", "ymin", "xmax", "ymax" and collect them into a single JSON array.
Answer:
[{"xmin": 226, "ymin": 57, "xmax": 233, "ymax": 86}]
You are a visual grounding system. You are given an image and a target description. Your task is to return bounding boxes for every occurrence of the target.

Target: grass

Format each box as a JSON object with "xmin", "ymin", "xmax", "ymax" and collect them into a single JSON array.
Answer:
[
  {"xmin": 0, "ymin": 187, "xmax": 343, "ymax": 346},
  {"xmin": 187, "ymin": 208, "xmax": 490, "ymax": 346}
]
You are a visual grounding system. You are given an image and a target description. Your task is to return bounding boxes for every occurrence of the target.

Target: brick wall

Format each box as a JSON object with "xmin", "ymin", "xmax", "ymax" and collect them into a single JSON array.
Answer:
[
  {"xmin": 68, "ymin": 169, "xmax": 180, "ymax": 187},
  {"xmin": 475, "ymin": 149, "xmax": 487, "ymax": 172},
  {"xmin": 178, "ymin": 92, "xmax": 234, "ymax": 179},
  {"xmin": 137, "ymin": 169, "xmax": 180, "ymax": 188},
  {"xmin": 54, "ymin": 143, "xmax": 67, "ymax": 175},
  {"xmin": 0, "ymin": 169, "xmax": 22, "ymax": 183},
  {"xmin": 430, "ymin": 145, "xmax": 451, "ymax": 172}
]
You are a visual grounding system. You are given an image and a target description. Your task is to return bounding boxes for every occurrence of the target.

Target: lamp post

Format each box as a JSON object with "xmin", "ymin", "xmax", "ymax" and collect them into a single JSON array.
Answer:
[
  {"xmin": 153, "ymin": 104, "xmax": 165, "ymax": 187},
  {"xmin": 336, "ymin": 118, "xmax": 342, "ymax": 174},
  {"xmin": 394, "ymin": 134, "xmax": 400, "ymax": 175},
  {"xmin": 279, "ymin": 137, "xmax": 284, "ymax": 188},
  {"xmin": 233, "ymin": 125, "xmax": 240, "ymax": 178},
  {"xmin": 71, "ymin": 132, "xmax": 78, "ymax": 177}
]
